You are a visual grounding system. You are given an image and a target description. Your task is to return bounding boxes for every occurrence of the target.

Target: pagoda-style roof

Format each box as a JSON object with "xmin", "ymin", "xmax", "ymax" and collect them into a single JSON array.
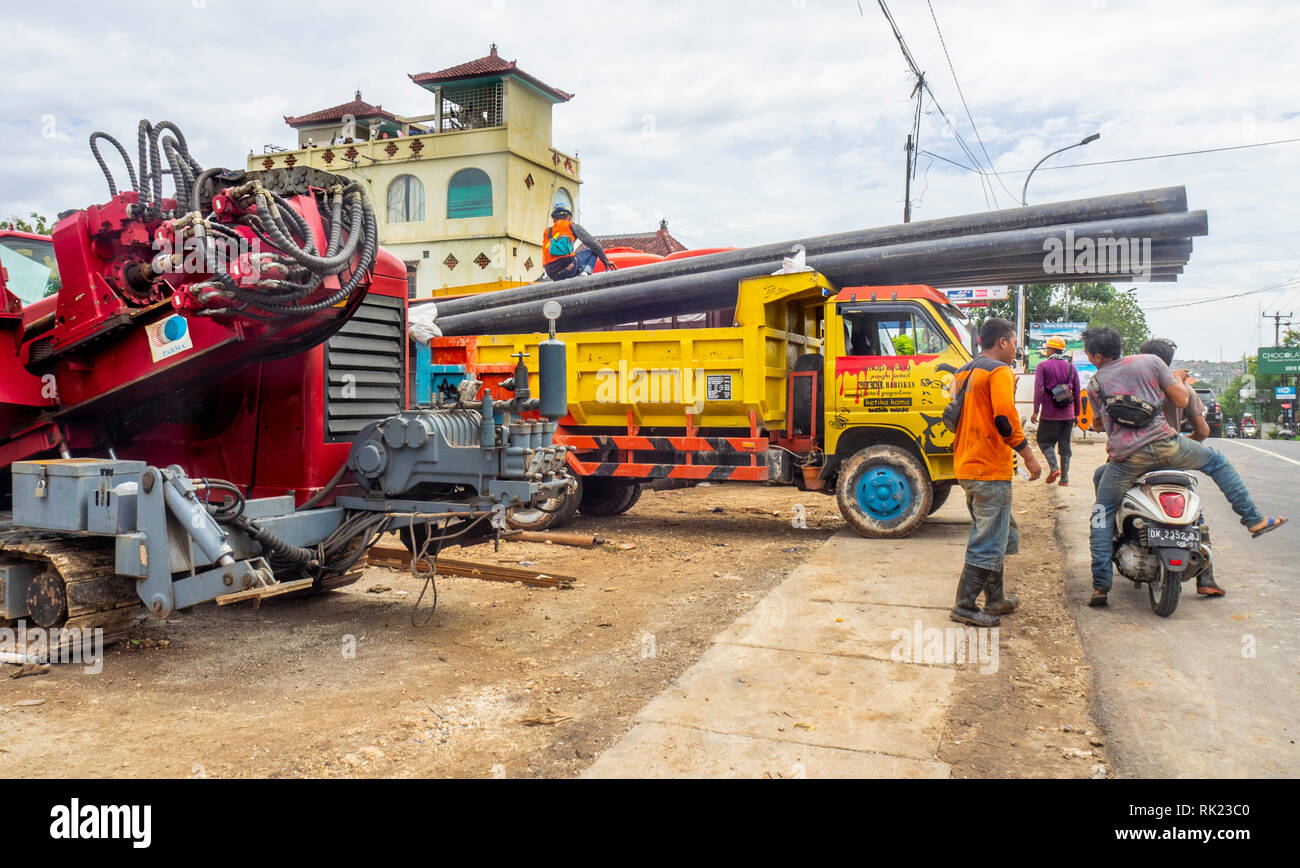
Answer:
[
  {"xmin": 409, "ymin": 44, "xmax": 573, "ymax": 103},
  {"xmin": 594, "ymin": 221, "xmax": 689, "ymax": 257},
  {"xmin": 285, "ymin": 91, "xmax": 398, "ymax": 127}
]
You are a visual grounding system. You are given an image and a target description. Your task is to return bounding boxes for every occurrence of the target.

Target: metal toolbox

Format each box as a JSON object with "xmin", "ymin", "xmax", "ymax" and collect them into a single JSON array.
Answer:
[{"xmin": 12, "ymin": 459, "xmax": 147, "ymax": 532}]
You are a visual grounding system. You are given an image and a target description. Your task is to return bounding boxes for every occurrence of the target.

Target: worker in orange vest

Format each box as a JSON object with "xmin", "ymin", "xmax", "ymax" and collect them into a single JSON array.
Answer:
[{"xmin": 542, "ymin": 203, "xmax": 615, "ymax": 281}]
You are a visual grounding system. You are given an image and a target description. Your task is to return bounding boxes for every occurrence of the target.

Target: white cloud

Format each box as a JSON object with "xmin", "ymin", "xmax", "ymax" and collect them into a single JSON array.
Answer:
[{"xmin": 3, "ymin": 0, "xmax": 1298, "ymax": 358}]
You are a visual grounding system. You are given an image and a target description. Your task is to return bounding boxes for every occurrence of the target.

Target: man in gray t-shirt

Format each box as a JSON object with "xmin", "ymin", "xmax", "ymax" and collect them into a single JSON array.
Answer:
[
  {"xmin": 1087, "ymin": 353, "xmax": 1178, "ymax": 461},
  {"xmin": 1082, "ymin": 327, "xmax": 1283, "ymax": 607}
]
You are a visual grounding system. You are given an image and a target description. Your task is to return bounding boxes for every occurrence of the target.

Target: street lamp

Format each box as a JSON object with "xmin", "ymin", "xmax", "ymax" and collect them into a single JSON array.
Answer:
[{"xmin": 1014, "ymin": 132, "xmax": 1101, "ymax": 367}]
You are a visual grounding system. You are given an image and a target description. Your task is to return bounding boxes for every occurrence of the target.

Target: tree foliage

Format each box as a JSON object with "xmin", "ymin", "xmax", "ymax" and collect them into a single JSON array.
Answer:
[
  {"xmin": 1220, "ymin": 328, "xmax": 1300, "ymax": 423},
  {"xmin": 2, "ymin": 212, "xmax": 54, "ymax": 234},
  {"xmin": 968, "ymin": 282, "xmax": 1151, "ymax": 353}
]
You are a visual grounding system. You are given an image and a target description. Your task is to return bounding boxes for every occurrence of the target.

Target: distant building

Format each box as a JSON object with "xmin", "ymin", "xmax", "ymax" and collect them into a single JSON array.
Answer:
[
  {"xmin": 593, "ymin": 220, "xmax": 688, "ymax": 257},
  {"xmin": 251, "ymin": 45, "xmax": 581, "ymax": 298}
]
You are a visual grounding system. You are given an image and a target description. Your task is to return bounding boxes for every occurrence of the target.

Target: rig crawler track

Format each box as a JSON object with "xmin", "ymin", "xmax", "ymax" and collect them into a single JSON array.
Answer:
[{"xmin": 0, "ymin": 528, "xmax": 142, "ymax": 655}]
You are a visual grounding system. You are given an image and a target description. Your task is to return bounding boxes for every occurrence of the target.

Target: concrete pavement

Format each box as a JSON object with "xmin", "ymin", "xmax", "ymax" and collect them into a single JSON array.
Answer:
[
  {"xmin": 1057, "ymin": 437, "xmax": 1300, "ymax": 777},
  {"xmin": 583, "ymin": 498, "xmax": 989, "ymax": 778}
]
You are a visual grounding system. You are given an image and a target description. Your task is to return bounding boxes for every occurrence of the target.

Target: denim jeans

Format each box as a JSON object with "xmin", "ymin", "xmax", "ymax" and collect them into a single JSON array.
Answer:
[
  {"xmin": 549, "ymin": 248, "xmax": 599, "ymax": 280},
  {"xmin": 1088, "ymin": 435, "xmax": 1263, "ymax": 591},
  {"xmin": 959, "ymin": 479, "xmax": 1021, "ymax": 571}
]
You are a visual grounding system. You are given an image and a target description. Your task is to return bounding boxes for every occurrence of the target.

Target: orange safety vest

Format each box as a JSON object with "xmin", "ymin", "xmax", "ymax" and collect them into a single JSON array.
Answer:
[{"xmin": 543, "ymin": 219, "xmax": 577, "ymax": 265}]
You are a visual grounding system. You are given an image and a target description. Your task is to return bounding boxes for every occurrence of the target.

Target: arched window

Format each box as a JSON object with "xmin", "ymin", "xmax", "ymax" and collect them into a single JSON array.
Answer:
[
  {"xmin": 448, "ymin": 168, "xmax": 493, "ymax": 219},
  {"xmin": 553, "ymin": 187, "xmax": 573, "ymax": 214},
  {"xmin": 387, "ymin": 174, "xmax": 424, "ymax": 223}
]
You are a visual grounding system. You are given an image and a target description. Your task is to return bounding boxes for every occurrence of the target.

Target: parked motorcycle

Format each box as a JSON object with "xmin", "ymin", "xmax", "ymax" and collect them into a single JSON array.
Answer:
[{"xmin": 1112, "ymin": 470, "xmax": 1211, "ymax": 616}]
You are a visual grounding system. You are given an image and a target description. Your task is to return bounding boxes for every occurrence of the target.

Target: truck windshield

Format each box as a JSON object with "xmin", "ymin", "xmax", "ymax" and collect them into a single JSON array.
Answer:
[
  {"xmin": 0, "ymin": 235, "xmax": 60, "ymax": 304},
  {"xmin": 937, "ymin": 304, "xmax": 973, "ymax": 352}
]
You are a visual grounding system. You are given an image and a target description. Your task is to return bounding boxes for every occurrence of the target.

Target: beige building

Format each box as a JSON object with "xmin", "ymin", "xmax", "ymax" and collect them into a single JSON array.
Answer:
[{"xmin": 251, "ymin": 45, "xmax": 581, "ymax": 297}]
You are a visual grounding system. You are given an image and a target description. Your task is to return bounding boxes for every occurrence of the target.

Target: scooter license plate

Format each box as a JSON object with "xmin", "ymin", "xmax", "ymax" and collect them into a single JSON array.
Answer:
[{"xmin": 1147, "ymin": 526, "xmax": 1201, "ymax": 548}]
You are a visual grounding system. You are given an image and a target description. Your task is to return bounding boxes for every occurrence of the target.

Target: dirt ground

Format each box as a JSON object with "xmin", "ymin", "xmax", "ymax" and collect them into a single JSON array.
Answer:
[
  {"xmin": 938, "ymin": 447, "xmax": 1111, "ymax": 779},
  {"xmin": 0, "ymin": 474, "xmax": 1108, "ymax": 778}
]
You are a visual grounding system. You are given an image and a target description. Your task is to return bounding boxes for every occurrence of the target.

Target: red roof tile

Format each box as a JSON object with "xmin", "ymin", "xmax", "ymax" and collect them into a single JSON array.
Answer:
[
  {"xmin": 594, "ymin": 222, "xmax": 689, "ymax": 257},
  {"xmin": 409, "ymin": 44, "xmax": 573, "ymax": 103},
  {"xmin": 285, "ymin": 92, "xmax": 398, "ymax": 127}
]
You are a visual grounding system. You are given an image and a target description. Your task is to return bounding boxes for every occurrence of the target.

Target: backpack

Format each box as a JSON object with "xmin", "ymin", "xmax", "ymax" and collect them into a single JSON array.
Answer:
[{"xmin": 942, "ymin": 357, "xmax": 1007, "ymax": 433}]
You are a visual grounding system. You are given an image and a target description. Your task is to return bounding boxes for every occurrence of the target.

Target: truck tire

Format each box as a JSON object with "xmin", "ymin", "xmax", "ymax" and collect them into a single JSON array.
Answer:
[
  {"xmin": 579, "ymin": 479, "xmax": 642, "ymax": 517},
  {"xmin": 506, "ymin": 474, "xmax": 583, "ymax": 531},
  {"xmin": 835, "ymin": 444, "xmax": 933, "ymax": 538},
  {"xmin": 929, "ymin": 480, "xmax": 954, "ymax": 515}
]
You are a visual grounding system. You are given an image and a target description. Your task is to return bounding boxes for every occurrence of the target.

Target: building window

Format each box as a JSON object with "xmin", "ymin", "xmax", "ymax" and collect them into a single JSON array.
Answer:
[
  {"xmin": 406, "ymin": 265, "xmax": 418, "ymax": 299},
  {"xmin": 441, "ymin": 81, "xmax": 504, "ymax": 131},
  {"xmin": 554, "ymin": 187, "xmax": 573, "ymax": 214},
  {"xmin": 448, "ymin": 168, "xmax": 493, "ymax": 219},
  {"xmin": 387, "ymin": 174, "xmax": 425, "ymax": 223}
]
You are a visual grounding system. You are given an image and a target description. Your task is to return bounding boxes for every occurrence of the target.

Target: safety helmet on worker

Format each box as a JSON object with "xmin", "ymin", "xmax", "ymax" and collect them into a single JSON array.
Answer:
[
  {"xmin": 551, "ymin": 203, "xmax": 572, "ymax": 220},
  {"xmin": 1045, "ymin": 336, "xmax": 1068, "ymax": 352}
]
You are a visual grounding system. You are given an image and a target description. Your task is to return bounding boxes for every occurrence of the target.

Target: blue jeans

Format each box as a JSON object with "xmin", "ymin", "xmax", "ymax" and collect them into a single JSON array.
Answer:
[
  {"xmin": 959, "ymin": 479, "xmax": 1021, "ymax": 571},
  {"xmin": 1089, "ymin": 435, "xmax": 1263, "ymax": 591},
  {"xmin": 548, "ymin": 249, "xmax": 599, "ymax": 280}
]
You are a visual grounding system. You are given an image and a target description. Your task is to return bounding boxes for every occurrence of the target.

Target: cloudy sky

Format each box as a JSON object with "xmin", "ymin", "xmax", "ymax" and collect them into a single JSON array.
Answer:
[{"xmin": 3, "ymin": 0, "xmax": 1298, "ymax": 359}]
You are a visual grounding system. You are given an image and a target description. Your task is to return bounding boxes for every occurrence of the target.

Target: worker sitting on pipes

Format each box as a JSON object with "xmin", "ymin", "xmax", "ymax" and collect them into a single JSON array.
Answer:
[{"xmin": 542, "ymin": 203, "xmax": 616, "ymax": 280}]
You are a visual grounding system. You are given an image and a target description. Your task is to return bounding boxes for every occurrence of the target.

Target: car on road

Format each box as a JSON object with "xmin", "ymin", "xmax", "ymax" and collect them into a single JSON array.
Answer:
[{"xmin": 1184, "ymin": 386, "xmax": 1222, "ymax": 437}]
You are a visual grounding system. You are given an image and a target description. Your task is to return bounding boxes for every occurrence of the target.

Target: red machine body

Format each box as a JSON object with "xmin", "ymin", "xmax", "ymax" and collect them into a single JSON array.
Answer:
[{"xmin": 0, "ymin": 166, "xmax": 407, "ymax": 507}]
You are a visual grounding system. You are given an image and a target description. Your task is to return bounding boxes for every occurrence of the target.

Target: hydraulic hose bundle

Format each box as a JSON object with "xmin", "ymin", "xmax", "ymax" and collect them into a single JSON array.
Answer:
[{"xmin": 86, "ymin": 119, "xmax": 379, "ymax": 323}]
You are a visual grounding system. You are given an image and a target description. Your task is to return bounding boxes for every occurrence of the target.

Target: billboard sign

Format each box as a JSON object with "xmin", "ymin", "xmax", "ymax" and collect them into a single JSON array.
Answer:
[
  {"xmin": 1259, "ymin": 346, "xmax": 1300, "ymax": 375},
  {"xmin": 1276, "ymin": 386, "xmax": 1296, "ymax": 400},
  {"xmin": 946, "ymin": 287, "xmax": 1009, "ymax": 307}
]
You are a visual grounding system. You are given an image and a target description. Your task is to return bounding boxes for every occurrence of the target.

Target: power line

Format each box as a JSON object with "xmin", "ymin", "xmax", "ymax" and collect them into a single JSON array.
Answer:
[
  {"xmin": 869, "ymin": 0, "xmax": 997, "ymax": 209},
  {"xmin": 1143, "ymin": 278, "xmax": 1300, "ymax": 311},
  {"xmin": 925, "ymin": 0, "xmax": 1019, "ymax": 204},
  {"xmin": 925, "ymin": 137, "xmax": 1300, "ymax": 178}
]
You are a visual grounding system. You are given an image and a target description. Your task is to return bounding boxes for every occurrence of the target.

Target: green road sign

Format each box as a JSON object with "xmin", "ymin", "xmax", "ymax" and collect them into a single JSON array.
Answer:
[{"xmin": 1258, "ymin": 346, "xmax": 1300, "ymax": 375}]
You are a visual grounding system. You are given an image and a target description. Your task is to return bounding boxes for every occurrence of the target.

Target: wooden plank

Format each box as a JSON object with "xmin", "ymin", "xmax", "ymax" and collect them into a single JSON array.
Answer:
[
  {"xmin": 367, "ymin": 545, "xmax": 574, "ymax": 589},
  {"xmin": 215, "ymin": 578, "xmax": 315, "ymax": 606}
]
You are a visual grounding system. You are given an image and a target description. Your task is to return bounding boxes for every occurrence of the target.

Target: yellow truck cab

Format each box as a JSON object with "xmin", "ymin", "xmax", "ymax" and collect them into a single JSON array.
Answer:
[{"xmin": 426, "ymin": 270, "xmax": 974, "ymax": 538}]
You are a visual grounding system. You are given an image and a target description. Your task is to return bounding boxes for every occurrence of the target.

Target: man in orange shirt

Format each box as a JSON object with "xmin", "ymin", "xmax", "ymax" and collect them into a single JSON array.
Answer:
[{"xmin": 950, "ymin": 317, "xmax": 1042, "ymax": 627}]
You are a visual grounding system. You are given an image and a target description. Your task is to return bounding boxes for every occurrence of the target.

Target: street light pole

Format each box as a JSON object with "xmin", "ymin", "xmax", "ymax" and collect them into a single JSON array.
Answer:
[{"xmin": 1014, "ymin": 132, "xmax": 1101, "ymax": 365}]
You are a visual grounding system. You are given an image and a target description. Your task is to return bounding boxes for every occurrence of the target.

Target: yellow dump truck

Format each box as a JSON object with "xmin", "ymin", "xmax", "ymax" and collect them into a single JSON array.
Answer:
[{"xmin": 427, "ymin": 271, "xmax": 975, "ymax": 538}]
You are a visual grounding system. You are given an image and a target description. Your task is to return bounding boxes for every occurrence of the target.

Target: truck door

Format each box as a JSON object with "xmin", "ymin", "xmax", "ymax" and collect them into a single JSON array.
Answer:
[{"xmin": 829, "ymin": 302, "xmax": 966, "ymax": 458}]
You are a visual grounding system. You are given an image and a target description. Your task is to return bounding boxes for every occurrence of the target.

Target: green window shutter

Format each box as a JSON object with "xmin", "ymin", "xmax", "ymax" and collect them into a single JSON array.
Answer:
[{"xmin": 447, "ymin": 169, "xmax": 492, "ymax": 218}]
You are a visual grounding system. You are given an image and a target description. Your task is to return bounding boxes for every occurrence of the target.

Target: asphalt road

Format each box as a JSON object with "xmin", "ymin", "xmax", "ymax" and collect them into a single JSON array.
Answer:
[{"xmin": 1061, "ymin": 437, "xmax": 1299, "ymax": 778}]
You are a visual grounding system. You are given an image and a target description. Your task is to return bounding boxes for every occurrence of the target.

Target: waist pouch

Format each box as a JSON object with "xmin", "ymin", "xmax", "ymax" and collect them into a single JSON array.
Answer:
[{"xmin": 1103, "ymin": 394, "xmax": 1157, "ymax": 428}]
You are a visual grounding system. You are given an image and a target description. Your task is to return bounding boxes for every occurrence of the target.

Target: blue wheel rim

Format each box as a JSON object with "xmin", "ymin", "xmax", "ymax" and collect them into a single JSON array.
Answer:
[{"xmin": 855, "ymin": 466, "xmax": 911, "ymax": 522}]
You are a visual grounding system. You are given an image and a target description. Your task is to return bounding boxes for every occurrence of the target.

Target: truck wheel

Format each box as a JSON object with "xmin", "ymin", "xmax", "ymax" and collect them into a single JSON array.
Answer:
[
  {"xmin": 835, "ymin": 445, "xmax": 932, "ymax": 538},
  {"xmin": 579, "ymin": 479, "xmax": 642, "ymax": 517},
  {"xmin": 929, "ymin": 481, "xmax": 954, "ymax": 515},
  {"xmin": 506, "ymin": 474, "xmax": 583, "ymax": 531}
]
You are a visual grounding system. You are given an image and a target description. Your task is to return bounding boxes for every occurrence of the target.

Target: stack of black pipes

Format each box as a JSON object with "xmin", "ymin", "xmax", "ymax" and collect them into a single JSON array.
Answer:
[{"xmin": 434, "ymin": 186, "xmax": 1206, "ymax": 336}]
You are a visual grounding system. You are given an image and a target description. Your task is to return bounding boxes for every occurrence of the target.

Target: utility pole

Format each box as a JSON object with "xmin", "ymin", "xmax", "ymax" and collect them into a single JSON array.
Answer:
[
  {"xmin": 903, "ymin": 133, "xmax": 913, "ymax": 223},
  {"xmin": 1263, "ymin": 311, "xmax": 1294, "ymax": 428},
  {"xmin": 902, "ymin": 74, "xmax": 923, "ymax": 223},
  {"xmin": 1263, "ymin": 311, "xmax": 1292, "ymax": 347}
]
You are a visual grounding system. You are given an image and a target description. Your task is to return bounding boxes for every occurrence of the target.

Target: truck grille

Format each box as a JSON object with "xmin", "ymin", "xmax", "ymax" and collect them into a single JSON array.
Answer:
[{"xmin": 324, "ymin": 293, "xmax": 405, "ymax": 442}]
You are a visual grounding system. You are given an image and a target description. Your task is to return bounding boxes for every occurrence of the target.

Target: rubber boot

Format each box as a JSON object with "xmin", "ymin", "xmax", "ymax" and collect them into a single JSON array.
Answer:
[
  {"xmin": 983, "ymin": 568, "xmax": 1019, "ymax": 615},
  {"xmin": 950, "ymin": 563, "xmax": 1001, "ymax": 627}
]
